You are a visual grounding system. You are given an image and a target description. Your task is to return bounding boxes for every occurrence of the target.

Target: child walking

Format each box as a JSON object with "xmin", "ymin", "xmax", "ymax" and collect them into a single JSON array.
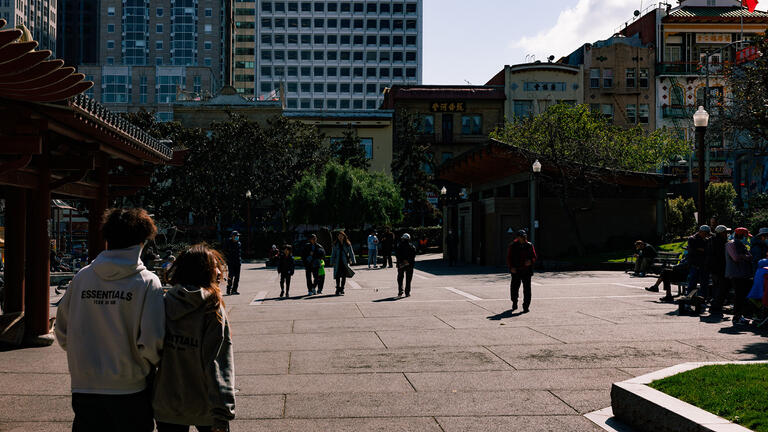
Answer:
[
  {"xmin": 153, "ymin": 244, "xmax": 235, "ymax": 432},
  {"xmin": 277, "ymin": 244, "xmax": 295, "ymax": 298},
  {"xmin": 316, "ymin": 259, "xmax": 326, "ymax": 294}
]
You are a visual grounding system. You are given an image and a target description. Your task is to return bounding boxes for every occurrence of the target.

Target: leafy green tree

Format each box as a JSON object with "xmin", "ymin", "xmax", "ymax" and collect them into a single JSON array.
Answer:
[
  {"xmin": 333, "ymin": 125, "xmax": 369, "ymax": 170},
  {"xmin": 287, "ymin": 162, "xmax": 403, "ymax": 228},
  {"xmin": 391, "ymin": 109, "xmax": 435, "ymax": 225},
  {"xmin": 706, "ymin": 182, "xmax": 737, "ymax": 227},
  {"xmin": 723, "ymin": 33, "xmax": 768, "ymax": 152},
  {"xmin": 667, "ymin": 196, "xmax": 698, "ymax": 239},
  {"xmin": 491, "ymin": 103, "xmax": 688, "ymax": 254}
]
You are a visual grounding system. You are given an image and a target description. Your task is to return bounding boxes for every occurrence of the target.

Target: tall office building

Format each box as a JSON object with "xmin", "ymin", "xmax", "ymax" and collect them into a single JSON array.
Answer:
[
  {"xmin": 56, "ymin": 0, "xmax": 100, "ymax": 66},
  {"xmin": 78, "ymin": 0, "xmax": 233, "ymax": 120},
  {"xmin": 0, "ymin": 0, "xmax": 57, "ymax": 54},
  {"xmin": 233, "ymin": 0, "xmax": 423, "ymax": 109}
]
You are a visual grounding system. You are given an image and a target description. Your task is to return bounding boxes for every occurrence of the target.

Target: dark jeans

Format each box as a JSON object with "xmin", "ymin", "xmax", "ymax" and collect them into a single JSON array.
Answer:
[
  {"xmin": 709, "ymin": 273, "xmax": 727, "ymax": 312},
  {"xmin": 731, "ymin": 277, "xmax": 752, "ymax": 320},
  {"xmin": 280, "ymin": 274, "xmax": 291, "ymax": 294},
  {"xmin": 511, "ymin": 271, "xmax": 532, "ymax": 309},
  {"xmin": 661, "ymin": 267, "xmax": 687, "ymax": 297},
  {"xmin": 72, "ymin": 389, "xmax": 153, "ymax": 432},
  {"xmin": 381, "ymin": 250, "xmax": 393, "ymax": 267},
  {"xmin": 305, "ymin": 267, "xmax": 319, "ymax": 291},
  {"xmin": 634, "ymin": 257, "xmax": 652, "ymax": 274},
  {"xmin": 335, "ymin": 275, "xmax": 347, "ymax": 288},
  {"xmin": 156, "ymin": 422, "xmax": 212, "ymax": 432},
  {"xmin": 316, "ymin": 275, "xmax": 325, "ymax": 293},
  {"xmin": 397, "ymin": 266, "xmax": 414, "ymax": 294},
  {"xmin": 687, "ymin": 265, "xmax": 709, "ymax": 297},
  {"xmin": 226, "ymin": 264, "xmax": 240, "ymax": 293}
]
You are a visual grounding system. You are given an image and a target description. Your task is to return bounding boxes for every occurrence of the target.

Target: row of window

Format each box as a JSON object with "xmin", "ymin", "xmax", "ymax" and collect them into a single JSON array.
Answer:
[
  {"xmin": 283, "ymin": 98, "xmax": 380, "ymax": 109},
  {"xmin": 254, "ymin": 33, "xmax": 417, "ymax": 47},
  {"xmin": 107, "ymin": 6, "xmax": 215, "ymax": 17},
  {"xmin": 248, "ymin": 64, "xmax": 418, "ymax": 79},
  {"xmin": 589, "ymin": 103, "xmax": 651, "ymax": 124},
  {"xmin": 243, "ymin": 81, "xmax": 397, "ymax": 95},
  {"xmin": 255, "ymin": 17, "xmax": 417, "ymax": 31},
  {"xmin": 107, "ymin": 40, "xmax": 216, "ymax": 50},
  {"xmin": 99, "ymin": 74, "xmax": 202, "ymax": 104},
  {"xmin": 107, "ymin": 23, "xmax": 214, "ymax": 33},
  {"xmin": 589, "ymin": 68, "xmax": 650, "ymax": 89},
  {"xmin": 419, "ymin": 114, "xmax": 483, "ymax": 136},
  {"xmin": 255, "ymin": 50, "xmax": 417, "ymax": 63},
  {"xmin": 258, "ymin": 1, "xmax": 418, "ymax": 14},
  {"xmin": 102, "ymin": 56, "xmax": 214, "ymax": 67}
]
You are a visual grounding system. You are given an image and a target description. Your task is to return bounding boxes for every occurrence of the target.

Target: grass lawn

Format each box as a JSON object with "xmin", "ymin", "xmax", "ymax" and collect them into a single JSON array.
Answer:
[
  {"xmin": 585, "ymin": 240, "xmax": 687, "ymax": 264},
  {"xmin": 649, "ymin": 364, "xmax": 768, "ymax": 431}
]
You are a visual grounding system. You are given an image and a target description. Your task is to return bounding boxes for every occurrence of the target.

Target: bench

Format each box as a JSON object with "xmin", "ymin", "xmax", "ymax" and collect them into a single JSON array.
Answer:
[{"xmin": 625, "ymin": 251, "xmax": 681, "ymax": 275}]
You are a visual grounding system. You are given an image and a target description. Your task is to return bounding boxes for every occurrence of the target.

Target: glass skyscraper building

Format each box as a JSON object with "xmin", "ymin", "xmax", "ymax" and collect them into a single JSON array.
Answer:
[{"xmin": 233, "ymin": 0, "xmax": 423, "ymax": 109}]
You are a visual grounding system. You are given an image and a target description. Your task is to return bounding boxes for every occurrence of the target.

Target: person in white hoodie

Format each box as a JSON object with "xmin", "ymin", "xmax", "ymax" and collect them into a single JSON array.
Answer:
[{"xmin": 55, "ymin": 208, "xmax": 165, "ymax": 432}]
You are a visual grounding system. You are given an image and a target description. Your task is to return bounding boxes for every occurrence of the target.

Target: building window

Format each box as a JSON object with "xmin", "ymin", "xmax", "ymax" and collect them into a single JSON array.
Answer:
[
  {"xmin": 601, "ymin": 104, "xmax": 614, "ymax": 123},
  {"xmin": 314, "ymin": 83, "xmax": 324, "ymax": 92},
  {"xmin": 155, "ymin": 40, "xmax": 162, "ymax": 50},
  {"xmin": 639, "ymin": 68, "xmax": 649, "ymax": 88},
  {"xmin": 107, "ymin": 7, "xmax": 115, "ymax": 16},
  {"xmin": 107, "ymin": 24, "xmax": 115, "ymax": 33},
  {"xmin": 625, "ymin": 68, "xmax": 636, "ymax": 88},
  {"xmin": 461, "ymin": 115, "xmax": 482, "ymax": 134},
  {"xmin": 359, "ymin": 138, "xmax": 373, "ymax": 159},
  {"xmin": 156, "ymin": 57, "xmax": 163, "ymax": 65},
  {"xmin": 156, "ymin": 24, "xmax": 163, "ymax": 33},
  {"xmin": 340, "ymin": 100, "xmax": 350, "ymax": 109},
  {"xmin": 107, "ymin": 40, "xmax": 115, "ymax": 49},
  {"xmin": 639, "ymin": 104, "xmax": 649, "ymax": 124},
  {"xmin": 626, "ymin": 104, "xmax": 637, "ymax": 123},
  {"xmin": 204, "ymin": 57, "xmax": 212, "ymax": 66},
  {"xmin": 205, "ymin": 8, "xmax": 212, "ymax": 17},
  {"xmin": 589, "ymin": 68, "xmax": 600, "ymax": 88},
  {"xmin": 603, "ymin": 69, "xmax": 613, "ymax": 88},
  {"xmin": 102, "ymin": 74, "xmax": 130, "ymax": 103},
  {"xmin": 204, "ymin": 41, "xmax": 212, "ymax": 50},
  {"xmin": 422, "ymin": 115, "xmax": 434, "ymax": 134},
  {"xmin": 204, "ymin": 24, "xmax": 212, "ymax": 33},
  {"xmin": 313, "ymin": 99, "xmax": 324, "ymax": 109},
  {"xmin": 156, "ymin": 7, "xmax": 163, "ymax": 17},
  {"xmin": 139, "ymin": 76, "xmax": 148, "ymax": 104}
]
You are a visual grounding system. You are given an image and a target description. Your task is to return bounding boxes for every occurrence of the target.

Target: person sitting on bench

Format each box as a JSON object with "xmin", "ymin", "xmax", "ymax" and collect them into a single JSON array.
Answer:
[
  {"xmin": 646, "ymin": 254, "xmax": 689, "ymax": 302},
  {"xmin": 633, "ymin": 240, "xmax": 657, "ymax": 277}
]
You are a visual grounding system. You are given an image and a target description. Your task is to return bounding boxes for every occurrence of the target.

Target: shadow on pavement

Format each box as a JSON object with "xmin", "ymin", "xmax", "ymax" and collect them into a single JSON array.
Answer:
[
  {"xmin": 372, "ymin": 296, "xmax": 403, "ymax": 302},
  {"xmin": 303, "ymin": 294, "xmax": 338, "ymax": 300},
  {"xmin": 735, "ymin": 342, "xmax": 768, "ymax": 359},
  {"xmin": 487, "ymin": 309, "xmax": 527, "ymax": 320}
]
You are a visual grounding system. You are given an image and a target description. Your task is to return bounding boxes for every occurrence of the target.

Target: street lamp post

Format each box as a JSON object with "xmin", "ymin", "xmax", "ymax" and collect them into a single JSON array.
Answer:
[
  {"xmin": 245, "ymin": 190, "xmax": 252, "ymax": 256},
  {"xmin": 693, "ymin": 106, "xmax": 709, "ymax": 225},
  {"xmin": 530, "ymin": 159, "xmax": 542, "ymax": 244}
]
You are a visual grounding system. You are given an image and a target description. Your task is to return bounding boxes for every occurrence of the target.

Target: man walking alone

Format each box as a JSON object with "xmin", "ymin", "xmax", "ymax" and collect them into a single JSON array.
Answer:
[
  {"xmin": 507, "ymin": 230, "xmax": 537, "ymax": 313},
  {"xmin": 224, "ymin": 231, "xmax": 242, "ymax": 295}
]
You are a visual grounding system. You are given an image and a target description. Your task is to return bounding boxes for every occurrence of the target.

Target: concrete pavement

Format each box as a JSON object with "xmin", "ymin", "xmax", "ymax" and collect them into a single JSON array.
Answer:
[{"xmin": 0, "ymin": 254, "xmax": 766, "ymax": 431}]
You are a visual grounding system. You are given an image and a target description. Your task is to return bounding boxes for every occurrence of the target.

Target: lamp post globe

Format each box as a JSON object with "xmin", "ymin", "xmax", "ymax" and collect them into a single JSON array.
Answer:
[
  {"xmin": 693, "ymin": 106, "xmax": 709, "ymax": 224},
  {"xmin": 532, "ymin": 159, "xmax": 542, "ymax": 173},
  {"xmin": 440, "ymin": 186, "xmax": 447, "ymax": 195},
  {"xmin": 693, "ymin": 106, "xmax": 709, "ymax": 127}
]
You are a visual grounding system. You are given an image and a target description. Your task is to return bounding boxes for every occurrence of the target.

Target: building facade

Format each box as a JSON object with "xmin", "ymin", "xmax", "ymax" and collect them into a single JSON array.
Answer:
[
  {"xmin": 56, "ymin": 0, "xmax": 99, "ymax": 66},
  {"xmin": 381, "ymin": 85, "xmax": 506, "ymax": 169},
  {"xmin": 562, "ymin": 34, "xmax": 657, "ymax": 131},
  {"xmin": 486, "ymin": 63, "xmax": 584, "ymax": 122},
  {"xmin": 0, "ymin": 0, "xmax": 56, "ymax": 53},
  {"xmin": 77, "ymin": 0, "xmax": 233, "ymax": 119},
  {"xmin": 233, "ymin": 0, "xmax": 423, "ymax": 109}
]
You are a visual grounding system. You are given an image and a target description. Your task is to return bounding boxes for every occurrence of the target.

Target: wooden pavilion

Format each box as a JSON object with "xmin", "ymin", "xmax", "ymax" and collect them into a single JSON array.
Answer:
[{"xmin": 0, "ymin": 19, "xmax": 174, "ymax": 343}]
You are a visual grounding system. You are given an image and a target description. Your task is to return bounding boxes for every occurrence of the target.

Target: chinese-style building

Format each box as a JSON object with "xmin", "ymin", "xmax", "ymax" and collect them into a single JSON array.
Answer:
[{"xmin": 0, "ymin": 19, "xmax": 174, "ymax": 344}]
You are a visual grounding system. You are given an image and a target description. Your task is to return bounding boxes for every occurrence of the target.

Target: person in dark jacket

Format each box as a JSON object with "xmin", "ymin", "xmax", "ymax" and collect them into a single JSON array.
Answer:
[
  {"xmin": 301, "ymin": 234, "xmax": 326, "ymax": 295},
  {"xmin": 331, "ymin": 231, "xmax": 356, "ymax": 296},
  {"xmin": 277, "ymin": 245, "xmax": 295, "ymax": 298},
  {"xmin": 750, "ymin": 227, "xmax": 768, "ymax": 273},
  {"xmin": 395, "ymin": 233, "xmax": 417, "ymax": 297},
  {"xmin": 646, "ymin": 255, "xmax": 689, "ymax": 302},
  {"xmin": 223, "ymin": 231, "xmax": 242, "ymax": 295},
  {"xmin": 726, "ymin": 227, "xmax": 753, "ymax": 326},
  {"xmin": 632, "ymin": 240, "xmax": 657, "ymax": 277},
  {"xmin": 506, "ymin": 229, "xmax": 537, "ymax": 312},
  {"xmin": 153, "ymin": 244, "xmax": 235, "ymax": 432},
  {"xmin": 686, "ymin": 225, "xmax": 711, "ymax": 297},
  {"xmin": 707, "ymin": 225, "xmax": 730, "ymax": 313},
  {"xmin": 379, "ymin": 227, "xmax": 395, "ymax": 268},
  {"xmin": 447, "ymin": 229, "xmax": 459, "ymax": 267}
]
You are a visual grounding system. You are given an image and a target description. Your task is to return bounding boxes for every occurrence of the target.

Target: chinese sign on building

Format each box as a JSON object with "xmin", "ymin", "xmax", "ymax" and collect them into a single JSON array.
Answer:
[
  {"xmin": 735, "ymin": 46, "xmax": 760, "ymax": 65},
  {"xmin": 695, "ymin": 33, "xmax": 732, "ymax": 44},
  {"xmin": 430, "ymin": 102, "xmax": 466, "ymax": 113}
]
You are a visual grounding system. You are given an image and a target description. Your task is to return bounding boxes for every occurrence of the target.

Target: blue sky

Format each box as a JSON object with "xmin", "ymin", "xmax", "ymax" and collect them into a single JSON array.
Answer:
[{"xmin": 422, "ymin": 0, "xmax": 650, "ymax": 85}]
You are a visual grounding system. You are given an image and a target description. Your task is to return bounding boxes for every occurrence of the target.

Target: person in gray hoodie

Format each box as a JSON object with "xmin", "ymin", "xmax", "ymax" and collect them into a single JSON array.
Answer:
[
  {"xmin": 153, "ymin": 243, "xmax": 235, "ymax": 432},
  {"xmin": 55, "ymin": 208, "xmax": 165, "ymax": 432}
]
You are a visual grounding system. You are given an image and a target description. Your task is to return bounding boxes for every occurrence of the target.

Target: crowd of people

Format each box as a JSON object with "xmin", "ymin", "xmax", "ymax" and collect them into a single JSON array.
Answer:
[{"xmin": 643, "ymin": 224, "xmax": 768, "ymax": 327}]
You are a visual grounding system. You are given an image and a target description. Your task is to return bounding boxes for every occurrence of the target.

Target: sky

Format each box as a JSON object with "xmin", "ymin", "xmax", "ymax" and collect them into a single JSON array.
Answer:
[{"xmin": 422, "ymin": 0, "xmax": 652, "ymax": 85}]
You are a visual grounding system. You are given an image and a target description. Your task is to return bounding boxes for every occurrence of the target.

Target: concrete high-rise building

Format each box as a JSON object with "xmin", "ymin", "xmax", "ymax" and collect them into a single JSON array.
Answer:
[
  {"xmin": 0, "ymin": 0, "xmax": 57, "ymax": 54},
  {"xmin": 233, "ymin": 0, "xmax": 423, "ymax": 109},
  {"xmin": 56, "ymin": 0, "xmax": 100, "ymax": 66},
  {"xmin": 78, "ymin": 0, "xmax": 233, "ymax": 120}
]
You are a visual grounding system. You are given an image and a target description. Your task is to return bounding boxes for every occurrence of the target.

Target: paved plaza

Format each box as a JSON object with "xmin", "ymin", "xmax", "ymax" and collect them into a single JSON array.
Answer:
[{"xmin": 1, "ymin": 254, "xmax": 767, "ymax": 431}]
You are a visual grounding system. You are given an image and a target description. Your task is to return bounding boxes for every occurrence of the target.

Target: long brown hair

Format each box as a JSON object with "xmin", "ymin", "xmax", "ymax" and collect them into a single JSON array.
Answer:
[
  {"xmin": 334, "ymin": 231, "xmax": 351, "ymax": 246},
  {"xmin": 169, "ymin": 243, "xmax": 226, "ymax": 320}
]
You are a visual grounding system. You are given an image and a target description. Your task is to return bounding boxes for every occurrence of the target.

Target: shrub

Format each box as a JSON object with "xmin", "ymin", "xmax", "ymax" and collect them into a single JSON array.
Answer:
[
  {"xmin": 667, "ymin": 196, "xmax": 697, "ymax": 239},
  {"xmin": 747, "ymin": 209, "xmax": 768, "ymax": 235},
  {"xmin": 706, "ymin": 182, "xmax": 737, "ymax": 227}
]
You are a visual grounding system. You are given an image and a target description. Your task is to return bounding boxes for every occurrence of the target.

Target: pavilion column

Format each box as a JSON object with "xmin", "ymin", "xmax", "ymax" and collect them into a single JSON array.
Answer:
[
  {"xmin": 88, "ymin": 164, "xmax": 108, "ymax": 258},
  {"xmin": 3, "ymin": 188, "xmax": 26, "ymax": 314},
  {"xmin": 24, "ymin": 147, "xmax": 51, "ymax": 337}
]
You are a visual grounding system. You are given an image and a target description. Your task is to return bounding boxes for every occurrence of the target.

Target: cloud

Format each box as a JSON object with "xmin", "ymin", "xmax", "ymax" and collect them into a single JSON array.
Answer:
[{"xmin": 514, "ymin": 0, "xmax": 641, "ymax": 60}]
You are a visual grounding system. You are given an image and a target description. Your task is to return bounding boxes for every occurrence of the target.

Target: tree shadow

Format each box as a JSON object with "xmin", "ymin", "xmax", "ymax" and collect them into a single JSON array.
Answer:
[
  {"xmin": 487, "ymin": 309, "xmax": 527, "ymax": 320},
  {"xmin": 734, "ymin": 342, "xmax": 768, "ymax": 359}
]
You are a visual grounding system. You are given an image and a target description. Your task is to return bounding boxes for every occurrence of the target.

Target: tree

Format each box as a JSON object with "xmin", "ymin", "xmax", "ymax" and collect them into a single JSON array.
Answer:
[
  {"xmin": 667, "ymin": 196, "xmax": 697, "ymax": 239},
  {"xmin": 706, "ymin": 182, "xmax": 737, "ymax": 227},
  {"xmin": 391, "ymin": 108, "xmax": 435, "ymax": 225},
  {"xmin": 287, "ymin": 162, "xmax": 403, "ymax": 229},
  {"xmin": 491, "ymin": 103, "xmax": 688, "ymax": 254},
  {"xmin": 333, "ymin": 125, "xmax": 369, "ymax": 169},
  {"xmin": 723, "ymin": 33, "xmax": 768, "ymax": 153}
]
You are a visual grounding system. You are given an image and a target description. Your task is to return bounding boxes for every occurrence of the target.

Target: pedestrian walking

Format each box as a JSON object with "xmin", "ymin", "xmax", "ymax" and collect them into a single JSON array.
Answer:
[
  {"xmin": 277, "ymin": 244, "xmax": 295, "ymax": 298},
  {"xmin": 55, "ymin": 208, "xmax": 165, "ymax": 432},
  {"xmin": 301, "ymin": 234, "xmax": 326, "ymax": 295},
  {"xmin": 707, "ymin": 225, "xmax": 730, "ymax": 314},
  {"xmin": 331, "ymin": 231, "xmax": 356, "ymax": 296},
  {"xmin": 447, "ymin": 229, "xmax": 459, "ymax": 266},
  {"xmin": 395, "ymin": 233, "xmax": 416, "ymax": 297},
  {"xmin": 686, "ymin": 225, "xmax": 711, "ymax": 297},
  {"xmin": 223, "ymin": 231, "xmax": 241, "ymax": 295},
  {"xmin": 379, "ymin": 227, "xmax": 395, "ymax": 268},
  {"xmin": 317, "ymin": 259, "xmax": 326, "ymax": 294},
  {"xmin": 153, "ymin": 244, "xmax": 235, "ymax": 432},
  {"xmin": 507, "ymin": 229, "xmax": 537, "ymax": 313},
  {"xmin": 367, "ymin": 230, "xmax": 379, "ymax": 269},
  {"xmin": 726, "ymin": 227, "xmax": 753, "ymax": 326}
]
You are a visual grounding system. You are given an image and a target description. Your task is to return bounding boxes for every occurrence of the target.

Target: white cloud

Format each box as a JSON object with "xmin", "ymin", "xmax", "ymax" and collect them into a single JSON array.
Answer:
[{"xmin": 514, "ymin": 0, "xmax": 642, "ymax": 61}]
